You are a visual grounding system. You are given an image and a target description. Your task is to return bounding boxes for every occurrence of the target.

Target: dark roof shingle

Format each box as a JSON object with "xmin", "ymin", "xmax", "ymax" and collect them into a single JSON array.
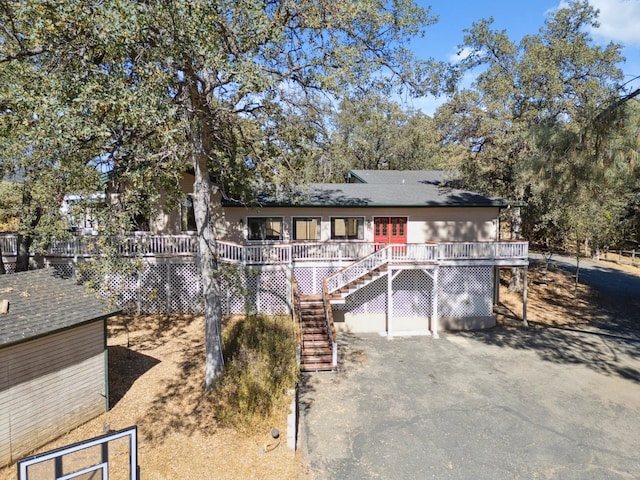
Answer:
[
  {"xmin": 0, "ymin": 268, "xmax": 120, "ymax": 348},
  {"xmin": 224, "ymin": 170, "xmax": 517, "ymax": 208}
]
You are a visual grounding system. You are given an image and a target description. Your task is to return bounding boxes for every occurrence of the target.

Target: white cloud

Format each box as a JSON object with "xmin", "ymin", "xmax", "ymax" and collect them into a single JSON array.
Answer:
[
  {"xmin": 549, "ymin": 1, "xmax": 640, "ymax": 46},
  {"xmin": 588, "ymin": 0, "xmax": 640, "ymax": 46}
]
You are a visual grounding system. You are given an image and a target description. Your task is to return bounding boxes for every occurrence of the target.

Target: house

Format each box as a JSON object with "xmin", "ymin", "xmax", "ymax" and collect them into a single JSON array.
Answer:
[
  {"xmin": 0, "ymin": 268, "xmax": 121, "ymax": 467},
  {"xmin": 0, "ymin": 170, "xmax": 528, "ymax": 372},
  {"xmin": 218, "ymin": 171, "xmax": 524, "ymax": 320}
]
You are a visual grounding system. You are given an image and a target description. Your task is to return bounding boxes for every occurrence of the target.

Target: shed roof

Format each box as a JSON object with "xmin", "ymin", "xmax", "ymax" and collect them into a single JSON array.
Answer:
[{"xmin": 0, "ymin": 269, "xmax": 120, "ymax": 348}]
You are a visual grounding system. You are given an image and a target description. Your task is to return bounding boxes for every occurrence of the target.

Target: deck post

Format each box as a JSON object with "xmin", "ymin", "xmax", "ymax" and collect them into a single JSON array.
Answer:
[
  {"xmin": 387, "ymin": 266, "xmax": 393, "ymax": 336},
  {"xmin": 522, "ymin": 266, "xmax": 528, "ymax": 327},
  {"xmin": 493, "ymin": 266, "xmax": 500, "ymax": 305},
  {"xmin": 432, "ymin": 266, "xmax": 439, "ymax": 338}
]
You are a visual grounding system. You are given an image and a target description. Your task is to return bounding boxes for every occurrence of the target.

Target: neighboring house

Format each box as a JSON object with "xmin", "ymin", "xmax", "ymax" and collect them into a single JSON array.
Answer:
[
  {"xmin": 0, "ymin": 269, "xmax": 120, "ymax": 467},
  {"xmin": 61, "ymin": 193, "xmax": 105, "ymax": 235}
]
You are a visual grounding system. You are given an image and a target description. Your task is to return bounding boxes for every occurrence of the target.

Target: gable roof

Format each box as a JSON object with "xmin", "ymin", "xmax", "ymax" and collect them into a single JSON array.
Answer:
[
  {"xmin": 0, "ymin": 268, "xmax": 120, "ymax": 349},
  {"xmin": 226, "ymin": 170, "xmax": 515, "ymax": 208}
]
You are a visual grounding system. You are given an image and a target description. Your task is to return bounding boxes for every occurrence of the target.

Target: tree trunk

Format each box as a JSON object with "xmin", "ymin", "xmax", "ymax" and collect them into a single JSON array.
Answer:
[
  {"xmin": 574, "ymin": 237, "xmax": 581, "ymax": 297},
  {"xmin": 508, "ymin": 207, "xmax": 522, "ymax": 293},
  {"xmin": 0, "ymin": 245, "xmax": 5, "ymax": 275},
  {"xmin": 193, "ymin": 150, "xmax": 225, "ymax": 391},
  {"xmin": 15, "ymin": 234, "xmax": 33, "ymax": 272},
  {"xmin": 185, "ymin": 69, "xmax": 225, "ymax": 391},
  {"xmin": 15, "ymin": 186, "xmax": 43, "ymax": 272}
]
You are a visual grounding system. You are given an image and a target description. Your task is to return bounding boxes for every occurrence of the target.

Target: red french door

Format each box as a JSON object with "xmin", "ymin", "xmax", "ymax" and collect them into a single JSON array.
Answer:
[{"xmin": 374, "ymin": 217, "xmax": 407, "ymax": 244}]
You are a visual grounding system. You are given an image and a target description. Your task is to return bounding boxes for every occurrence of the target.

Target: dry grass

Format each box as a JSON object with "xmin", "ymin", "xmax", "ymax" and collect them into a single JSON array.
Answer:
[
  {"xmin": 0, "ymin": 314, "xmax": 309, "ymax": 480},
  {"xmin": 496, "ymin": 258, "xmax": 639, "ymax": 327}
]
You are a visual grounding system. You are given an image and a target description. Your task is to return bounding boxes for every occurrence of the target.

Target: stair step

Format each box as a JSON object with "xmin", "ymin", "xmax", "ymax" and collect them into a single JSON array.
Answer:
[
  {"xmin": 302, "ymin": 332, "xmax": 330, "ymax": 339},
  {"xmin": 303, "ymin": 325, "xmax": 326, "ymax": 332},
  {"xmin": 300, "ymin": 317, "xmax": 326, "ymax": 323},
  {"xmin": 300, "ymin": 355, "xmax": 332, "ymax": 361},
  {"xmin": 303, "ymin": 340, "xmax": 331, "ymax": 348},
  {"xmin": 301, "ymin": 324, "xmax": 327, "ymax": 330},
  {"xmin": 301, "ymin": 346, "xmax": 332, "ymax": 354},
  {"xmin": 303, "ymin": 340, "xmax": 330, "ymax": 347},
  {"xmin": 301, "ymin": 362, "xmax": 337, "ymax": 372}
]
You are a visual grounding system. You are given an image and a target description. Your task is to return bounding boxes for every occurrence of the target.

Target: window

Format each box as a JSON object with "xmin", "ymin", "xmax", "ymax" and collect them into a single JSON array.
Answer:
[
  {"xmin": 247, "ymin": 217, "xmax": 283, "ymax": 241},
  {"xmin": 293, "ymin": 217, "xmax": 321, "ymax": 241},
  {"xmin": 180, "ymin": 195, "xmax": 197, "ymax": 232},
  {"xmin": 331, "ymin": 217, "xmax": 364, "ymax": 240}
]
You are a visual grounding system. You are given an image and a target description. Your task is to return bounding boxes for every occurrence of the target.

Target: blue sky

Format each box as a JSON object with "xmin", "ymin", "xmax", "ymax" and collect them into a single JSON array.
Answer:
[{"xmin": 406, "ymin": 0, "xmax": 640, "ymax": 114}]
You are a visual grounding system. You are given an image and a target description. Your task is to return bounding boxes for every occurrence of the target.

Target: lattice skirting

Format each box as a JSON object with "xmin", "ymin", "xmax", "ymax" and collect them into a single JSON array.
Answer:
[
  {"xmin": 301, "ymin": 265, "xmax": 493, "ymax": 320},
  {"xmin": 45, "ymin": 259, "xmax": 291, "ymax": 316},
  {"xmin": 0, "ymin": 260, "xmax": 17, "ymax": 274},
  {"xmin": 439, "ymin": 265, "xmax": 493, "ymax": 318},
  {"xmin": 16, "ymin": 259, "xmax": 495, "ymax": 321}
]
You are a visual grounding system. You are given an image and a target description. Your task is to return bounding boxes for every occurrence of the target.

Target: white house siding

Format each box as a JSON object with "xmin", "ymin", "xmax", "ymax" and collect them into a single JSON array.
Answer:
[
  {"xmin": 0, "ymin": 321, "xmax": 106, "ymax": 467},
  {"xmin": 220, "ymin": 206, "xmax": 500, "ymax": 244}
]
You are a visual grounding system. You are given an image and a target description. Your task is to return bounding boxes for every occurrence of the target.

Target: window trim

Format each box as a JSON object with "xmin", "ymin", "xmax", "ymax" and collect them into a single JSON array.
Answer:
[
  {"xmin": 292, "ymin": 216, "xmax": 322, "ymax": 242},
  {"xmin": 330, "ymin": 216, "xmax": 365, "ymax": 241}
]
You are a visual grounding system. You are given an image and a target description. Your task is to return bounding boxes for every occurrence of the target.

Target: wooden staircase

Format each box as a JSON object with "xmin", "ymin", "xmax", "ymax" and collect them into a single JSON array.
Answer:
[
  {"xmin": 328, "ymin": 264, "xmax": 388, "ymax": 303},
  {"xmin": 298, "ymin": 294, "xmax": 336, "ymax": 372},
  {"xmin": 297, "ymin": 261, "xmax": 390, "ymax": 372}
]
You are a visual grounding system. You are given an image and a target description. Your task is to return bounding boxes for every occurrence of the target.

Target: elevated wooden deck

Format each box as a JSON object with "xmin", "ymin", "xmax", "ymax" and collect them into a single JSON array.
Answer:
[{"xmin": 0, "ymin": 235, "xmax": 528, "ymax": 268}]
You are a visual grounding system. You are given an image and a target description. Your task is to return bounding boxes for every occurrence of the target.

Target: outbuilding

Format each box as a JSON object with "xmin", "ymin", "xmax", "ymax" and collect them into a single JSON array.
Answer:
[{"xmin": 0, "ymin": 268, "xmax": 120, "ymax": 467}]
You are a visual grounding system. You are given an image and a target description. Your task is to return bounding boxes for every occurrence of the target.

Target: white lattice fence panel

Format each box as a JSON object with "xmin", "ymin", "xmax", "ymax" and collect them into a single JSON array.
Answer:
[
  {"xmin": 294, "ymin": 267, "xmax": 337, "ymax": 294},
  {"xmin": 169, "ymin": 263, "xmax": 202, "ymax": 313},
  {"xmin": 221, "ymin": 270, "xmax": 248, "ymax": 315},
  {"xmin": 101, "ymin": 271, "xmax": 138, "ymax": 313},
  {"xmin": 50, "ymin": 262, "xmax": 75, "ymax": 279},
  {"xmin": 140, "ymin": 264, "xmax": 169, "ymax": 314},
  {"xmin": 257, "ymin": 269, "xmax": 290, "ymax": 315},
  {"xmin": 2, "ymin": 262, "xmax": 16, "ymax": 274},
  {"xmin": 392, "ymin": 270, "xmax": 433, "ymax": 317},
  {"xmin": 339, "ymin": 275, "xmax": 387, "ymax": 314},
  {"xmin": 439, "ymin": 266, "xmax": 493, "ymax": 317}
]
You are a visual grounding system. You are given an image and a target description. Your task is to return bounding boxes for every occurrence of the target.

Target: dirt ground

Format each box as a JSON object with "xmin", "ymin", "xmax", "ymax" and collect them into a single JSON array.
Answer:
[
  {"xmin": 2, "ymin": 258, "xmax": 637, "ymax": 480},
  {"xmin": 497, "ymin": 257, "xmax": 640, "ymax": 327},
  {"xmin": 1, "ymin": 314, "xmax": 309, "ymax": 480}
]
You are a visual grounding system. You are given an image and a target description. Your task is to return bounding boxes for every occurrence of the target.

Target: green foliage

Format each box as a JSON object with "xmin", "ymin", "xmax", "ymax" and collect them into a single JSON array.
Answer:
[
  {"xmin": 0, "ymin": 0, "xmax": 445, "ymax": 384},
  {"xmin": 323, "ymin": 92, "xmax": 448, "ymax": 179},
  {"xmin": 0, "ymin": 181, "xmax": 20, "ymax": 231},
  {"xmin": 435, "ymin": 0, "xmax": 639, "ymax": 249},
  {"xmin": 213, "ymin": 315, "xmax": 298, "ymax": 432}
]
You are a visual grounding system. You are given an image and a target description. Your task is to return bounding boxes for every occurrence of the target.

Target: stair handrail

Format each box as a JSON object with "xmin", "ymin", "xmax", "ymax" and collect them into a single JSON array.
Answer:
[
  {"xmin": 325, "ymin": 245, "xmax": 392, "ymax": 294},
  {"xmin": 291, "ymin": 277, "xmax": 302, "ymax": 367},
  {"xmin": 322, "ymin": 279, "xmax": 338, "ymax": 368}
]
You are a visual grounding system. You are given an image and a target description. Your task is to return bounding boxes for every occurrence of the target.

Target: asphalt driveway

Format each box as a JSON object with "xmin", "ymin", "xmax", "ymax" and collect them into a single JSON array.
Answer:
[{"xmin": 300, "ymin": 325, "xmax": 640, "ymax": 479}]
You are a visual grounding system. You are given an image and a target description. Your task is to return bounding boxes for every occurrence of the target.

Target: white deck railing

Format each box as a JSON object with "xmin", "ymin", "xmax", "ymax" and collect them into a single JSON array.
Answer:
[
  {"xmin": 0, "ymin": 235, "xmax": 528, "ymax": 265},
  {"xmin": 438, "ymin": 241, "xmax": 528, "ymax": 260}
]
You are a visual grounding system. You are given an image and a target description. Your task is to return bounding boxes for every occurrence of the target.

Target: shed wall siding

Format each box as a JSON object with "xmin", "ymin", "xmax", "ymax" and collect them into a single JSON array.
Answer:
[{"xmin": 0, "ymin": 321, "xmax": 106, "ymax": 467}]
